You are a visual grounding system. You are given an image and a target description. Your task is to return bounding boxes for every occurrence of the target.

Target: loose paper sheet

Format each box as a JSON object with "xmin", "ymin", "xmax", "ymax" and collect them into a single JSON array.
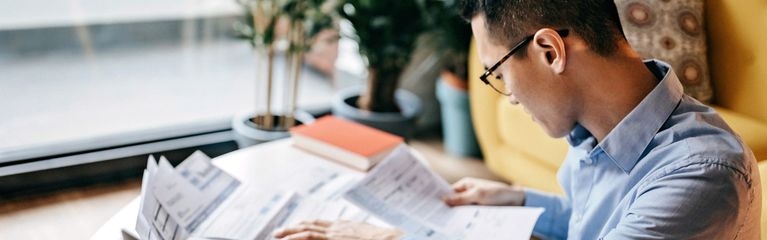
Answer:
[{"xmin": 344, "ymin": 145, "xmax": 544, "ymax": 240}]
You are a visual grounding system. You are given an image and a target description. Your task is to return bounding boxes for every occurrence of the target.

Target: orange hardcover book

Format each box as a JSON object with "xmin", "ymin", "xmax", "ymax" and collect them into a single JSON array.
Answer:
[{"xmin": 289, "ymin": 116, "xmax": 404, "ymax": 171}]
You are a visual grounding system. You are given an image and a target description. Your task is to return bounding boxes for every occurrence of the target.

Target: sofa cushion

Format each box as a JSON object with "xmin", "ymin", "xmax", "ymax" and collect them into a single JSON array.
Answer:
[
  {"xmin": 487, "ymin": 145, "xmax": 564, "ymax": 194},
  {"xmin": 496, "ymin": 99, "xmax": 569, "ymax": 170},
  {"xmin": 715, "ymin": 107, "xmax": 767, "ymax": 161},
  {"xmin": 615, "ymin": 0, "xmax": 713, "ymax": 103},
  {"xmin": 707, "ymin": 0, "xmax": 767, "ymax": 123}
]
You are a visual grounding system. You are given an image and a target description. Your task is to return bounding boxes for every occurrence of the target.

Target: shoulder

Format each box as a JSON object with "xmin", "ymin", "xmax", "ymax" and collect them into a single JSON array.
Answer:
[
  {"xmin": 632, "ymin": 96, "xmax": 757, "ymax": 209},
  {"xmin": 624, "ymin": 143, "xmax": 758, "ymax": 239},
  {"xmin": 609, "ymin": 97, "xmax": 761, "ymax": 239},
  {"xmin": 642, "ymin": 95, "xmax": 755, "ymax": 180}
]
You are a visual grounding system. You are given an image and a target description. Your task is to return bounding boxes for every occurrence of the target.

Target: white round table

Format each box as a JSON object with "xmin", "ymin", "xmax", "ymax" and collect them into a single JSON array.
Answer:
[{"xmin": 89, "ymin": 139, "xmax": 365, "ymax": 240}]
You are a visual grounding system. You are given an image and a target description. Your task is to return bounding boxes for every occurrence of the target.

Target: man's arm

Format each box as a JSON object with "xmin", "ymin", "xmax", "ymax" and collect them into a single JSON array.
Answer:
[
  {"xmin": 602, "ymin": 162, "xmax": 754, "ymax": 239},
  {"xmin": 524, "ymin": 189, "xmax": 571, "ymax": 240}
]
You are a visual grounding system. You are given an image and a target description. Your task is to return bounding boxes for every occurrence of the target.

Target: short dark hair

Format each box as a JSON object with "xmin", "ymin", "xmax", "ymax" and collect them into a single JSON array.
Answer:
[{"xmin": 460, "ymin": 0, "xmax": 626, "ymax": 57}]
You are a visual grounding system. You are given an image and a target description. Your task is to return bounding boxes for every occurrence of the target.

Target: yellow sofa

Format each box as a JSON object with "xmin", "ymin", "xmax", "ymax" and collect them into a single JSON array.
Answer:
[{"xmin": 468, "ymin": 0, "xmax": 767, "ymax": 235}]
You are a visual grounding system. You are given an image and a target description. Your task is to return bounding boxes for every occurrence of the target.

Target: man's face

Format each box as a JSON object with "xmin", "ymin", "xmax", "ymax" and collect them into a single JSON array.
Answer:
[{"xmin": 471, "ymin": 15, "xmax": 576, "ymax": 138}]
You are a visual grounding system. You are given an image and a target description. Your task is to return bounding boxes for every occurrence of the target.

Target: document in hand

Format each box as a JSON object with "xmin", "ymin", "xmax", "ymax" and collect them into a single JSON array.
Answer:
[
  {"xmin": 135, "ymin": 151, "xmax": 377, "ymax": 240},
  {"xmin": 289, "ymin": 116, "xmax": 404, "ymax": 171},
  {"xmin": 343, "ymin": 145, "xmax": 544, "ymax": 240}
]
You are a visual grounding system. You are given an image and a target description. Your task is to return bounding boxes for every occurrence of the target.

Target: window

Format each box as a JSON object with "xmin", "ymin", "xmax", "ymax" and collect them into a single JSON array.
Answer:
[{"xmin": 0, "ymin": 0, "xmax": 363, "ymax": 195}]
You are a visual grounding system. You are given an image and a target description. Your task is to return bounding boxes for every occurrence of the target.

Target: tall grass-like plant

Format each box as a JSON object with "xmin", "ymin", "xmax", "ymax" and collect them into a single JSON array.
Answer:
[{"xmin": 234, "ymin": 0, "xmax": 335, "ymax": 129}]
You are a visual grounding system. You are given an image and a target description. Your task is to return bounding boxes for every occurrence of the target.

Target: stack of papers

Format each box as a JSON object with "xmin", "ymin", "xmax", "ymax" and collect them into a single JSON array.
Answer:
[
  {"xmin": 134, "ymin": 151, "xmax": 377, "ymax": 240},
  {"xmin": 136, "ymin": 151, "xmax": 241, "ymax": 240}
]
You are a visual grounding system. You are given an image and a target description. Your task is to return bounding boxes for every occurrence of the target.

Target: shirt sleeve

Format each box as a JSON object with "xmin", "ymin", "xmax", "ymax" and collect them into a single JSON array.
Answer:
[
  {"xmin": 602, "ymin": 162, "xmax": 754, "ymax": 239},
  {"xmin": 524, "ymin": 188, "xmax": 571, "ymax": 240}
]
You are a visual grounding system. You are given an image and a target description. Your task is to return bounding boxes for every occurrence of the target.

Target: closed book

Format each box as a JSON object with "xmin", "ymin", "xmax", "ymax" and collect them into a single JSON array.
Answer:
[{"xmin": 289, "ymin": 116, "xmax": 404, "ymax": 171}]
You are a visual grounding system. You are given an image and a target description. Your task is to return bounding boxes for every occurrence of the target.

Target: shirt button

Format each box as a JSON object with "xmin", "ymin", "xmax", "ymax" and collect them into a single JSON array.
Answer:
[
  {"xmin": 582, "ymin": 158, "xmax": 594, "ymax": 165},
  {"xmin": 574, "ymin": 213, "xmax": 583, "ymax": 222}
]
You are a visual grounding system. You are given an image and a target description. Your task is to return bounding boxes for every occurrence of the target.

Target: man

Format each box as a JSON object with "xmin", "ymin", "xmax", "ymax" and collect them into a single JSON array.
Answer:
[{"xmin": 275, "ymin": 0, "xmax": 761, "ymax": 239}]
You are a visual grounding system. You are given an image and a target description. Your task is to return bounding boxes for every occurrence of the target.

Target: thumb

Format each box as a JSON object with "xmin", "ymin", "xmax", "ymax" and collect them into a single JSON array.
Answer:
[
  {"xmin": 444, "ymin": 191, "xmax": 479, "ymax": 206},
  {"xmin": 451, "ymin": 179, "xmax": 475, "ymax": 193}
]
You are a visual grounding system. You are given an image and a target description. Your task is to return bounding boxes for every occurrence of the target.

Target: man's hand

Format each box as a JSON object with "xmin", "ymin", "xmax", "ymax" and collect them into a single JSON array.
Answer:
[
  {"xmin": 443, "ymin": 177, "xmax": 526, "ymax": 206},
  {"xmin": 273, "ymin": 220, "xmax": 403, "ymax": 240}
]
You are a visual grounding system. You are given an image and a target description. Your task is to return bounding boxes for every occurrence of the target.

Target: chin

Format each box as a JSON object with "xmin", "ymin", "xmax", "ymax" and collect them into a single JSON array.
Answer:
[
  {"xmin": 545, "ymin": 130, "xmax": 569, "ymax": 139},
  {"xmin": 540, "ymin": 124, "xmax": 570, "ymax": 139}
]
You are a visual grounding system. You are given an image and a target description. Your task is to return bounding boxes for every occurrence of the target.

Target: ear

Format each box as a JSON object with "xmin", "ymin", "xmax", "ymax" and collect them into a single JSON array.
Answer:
[{"xmin": 531, "ymin": 28, "xmax": 567, "ymax": 74}]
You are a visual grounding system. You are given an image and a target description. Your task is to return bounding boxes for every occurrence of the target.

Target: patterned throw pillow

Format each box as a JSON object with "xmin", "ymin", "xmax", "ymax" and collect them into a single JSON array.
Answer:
[{"xmin": 615, "ymin": 0, "xmax": 712, "ymax": 103}]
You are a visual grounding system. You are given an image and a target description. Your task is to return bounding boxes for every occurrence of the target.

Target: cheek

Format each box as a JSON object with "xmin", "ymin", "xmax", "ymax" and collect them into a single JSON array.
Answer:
[
  {"xmin": 502, "ymin": 69, "xmax": 531, "ymax": 99},
  {"xmin": 505, "ymin": 63, "xmax": 535, "ymax": 85}
]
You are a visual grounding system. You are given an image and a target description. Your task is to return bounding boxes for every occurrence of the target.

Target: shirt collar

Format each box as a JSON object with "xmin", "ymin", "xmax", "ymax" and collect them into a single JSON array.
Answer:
[
  {"xmin": 567, "ymin": 123, "xmax": 592, "ymax": 147},
  {"xmin": 567, "ymin": 60, "xmax": 684, "ymax": 173}
]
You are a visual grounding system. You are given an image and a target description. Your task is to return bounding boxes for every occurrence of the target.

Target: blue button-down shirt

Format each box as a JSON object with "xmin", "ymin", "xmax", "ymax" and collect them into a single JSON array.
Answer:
[{"xmin": 523, "ymin": 60, "xmax": 761, "ymax": 240}]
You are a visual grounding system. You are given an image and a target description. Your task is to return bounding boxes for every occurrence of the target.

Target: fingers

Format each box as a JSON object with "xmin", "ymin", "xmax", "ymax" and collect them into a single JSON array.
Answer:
[
  {"xmin": 444, "ymin": 192, "xmax": 478, "ymax": 206},
  {"xmin": 277, "ymin": 224, "xmax": 327, "ymax": 235},
  {"xmin": 451, "ymin": 178, "xmax": 476, "ymax": 193},
  {"xmin": 273, "ymin": 220, "xmax": 331, "ymax": 239},
  {"xmin": 273, "ymin": 226, "xmax": 325, "ymax": 238},
  {"xmin": 301, "ymin": 220, "xmax": 332, "ymax": 228},
  {"xmin": 445, "ymin": 178, "xmax": 481, "ymax": 206},
  {"xmin": 281, "ymin": 231, "xmax": 328, "ymax": 240},
  {"xmin": 445, "ymin": 178, "xmax": 521, "ymax": 206}
]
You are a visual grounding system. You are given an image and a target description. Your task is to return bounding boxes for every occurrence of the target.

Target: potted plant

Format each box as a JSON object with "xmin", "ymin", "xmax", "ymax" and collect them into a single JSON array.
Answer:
[
  {"xmin": 419, "ymin": 0, "xmax": 479, "ymax": 156},
  {"xmin": 331, "ymin": 0, "xmax": 428, "ymax": 139},
  {"xmin": 231, "ymin": 0, "xmax": 335, "ymax": 148}
]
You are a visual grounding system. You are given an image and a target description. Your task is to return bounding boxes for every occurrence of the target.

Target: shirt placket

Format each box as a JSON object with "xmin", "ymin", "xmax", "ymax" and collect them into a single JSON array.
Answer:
[{"xmin": 570, "ymin": 151, "xmax": 598, "ymax": 237}]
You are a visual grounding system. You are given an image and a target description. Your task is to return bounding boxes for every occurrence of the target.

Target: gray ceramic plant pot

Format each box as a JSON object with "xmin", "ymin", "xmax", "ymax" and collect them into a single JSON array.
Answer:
[
  {"xmin": 332, "ymin": 86, "xmax": 423, "ymax": 140},
  {"xmin": 231, "ymin": 110, "xmax": 314, "ymax": 148}
]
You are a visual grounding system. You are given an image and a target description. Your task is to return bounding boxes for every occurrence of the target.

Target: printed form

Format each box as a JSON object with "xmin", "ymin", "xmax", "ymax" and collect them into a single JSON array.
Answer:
[
  {"xmin": 344, "ymin": 145, "xmax": 544, "ymax": 240},
  {"xmin": 135, "ymin": 151, "xmax": 377, "ymax": 240},
  {"xmin": 137, "ymin": 152, "xmax": 242, "ymax": 240}
]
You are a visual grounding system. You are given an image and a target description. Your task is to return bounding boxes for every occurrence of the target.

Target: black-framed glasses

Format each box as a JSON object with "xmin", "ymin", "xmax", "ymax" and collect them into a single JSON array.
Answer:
[{"xmin": 480, "ymin": 29, "xmax": 570, "ymax": 96}]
